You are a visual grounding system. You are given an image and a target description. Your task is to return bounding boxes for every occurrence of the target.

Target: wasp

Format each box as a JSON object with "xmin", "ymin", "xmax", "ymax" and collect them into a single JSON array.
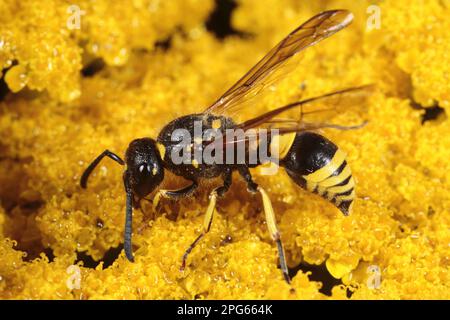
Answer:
[{"xmin": 80, "ymin": 10, "xmax": 371, "ymax": 283}]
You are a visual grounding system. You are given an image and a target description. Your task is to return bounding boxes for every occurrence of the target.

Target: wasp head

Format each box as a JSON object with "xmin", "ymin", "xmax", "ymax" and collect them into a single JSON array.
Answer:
[{"xmin": 124, "ymin": 138, "xmax": 164, "ymax": 198}]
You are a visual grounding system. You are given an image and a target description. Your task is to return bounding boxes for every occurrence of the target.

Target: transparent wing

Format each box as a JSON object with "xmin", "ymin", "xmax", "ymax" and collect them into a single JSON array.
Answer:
[
  {"xmin": 237, "ymin": 85, "xmax": 373, "ymax": 131},
  {"xmin": 204, "ymin": 10, "xmax": 354, "ymax": 117},
  {"xmin": 208, "ymin": 85, "xmax": 374, "ymax": 150}
]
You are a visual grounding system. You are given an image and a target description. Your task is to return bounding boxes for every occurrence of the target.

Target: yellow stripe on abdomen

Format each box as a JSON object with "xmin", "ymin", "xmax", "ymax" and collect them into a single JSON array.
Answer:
[
  {"xmin": 327, "ymin": 177, "xmax": 354, "ymax": 194},
  {"xmin": 303, "ymin": 149, "xmax": 347, "ymax": 182},
  {"xmin": 318, "ymin": 165, "xmax": 351, "ymax": 187},
  {"xmin": 302, "ymin": 148, "xmax": 355, "ymax": 215},
  {"xmin": 271, "ymin": 133, "xmax": 297, "ymax": 160}
]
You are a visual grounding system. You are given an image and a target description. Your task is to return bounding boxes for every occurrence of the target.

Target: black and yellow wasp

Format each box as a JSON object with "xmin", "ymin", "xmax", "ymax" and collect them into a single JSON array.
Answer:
[{"xmin": 80, "ymin": 10, "xmax": 371, "ymax": 283}]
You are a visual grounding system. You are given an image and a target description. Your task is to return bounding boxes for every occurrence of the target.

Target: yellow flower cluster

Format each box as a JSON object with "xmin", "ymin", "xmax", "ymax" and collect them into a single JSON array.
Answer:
[
  {"xmin": 0, "ymin": 0, "xmax": 212, "ymax": 102},
  {"xmin": 0, "ymin": 0, "xmax": 449, "ymax": 299}
]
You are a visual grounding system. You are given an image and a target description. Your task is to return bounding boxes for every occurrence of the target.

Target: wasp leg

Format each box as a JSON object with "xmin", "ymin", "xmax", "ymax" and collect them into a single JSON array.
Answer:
[
  {"xmin": 238, "ymin": 166, "xmax": 290, "ymax": 283},
  {"xmin": 258, "ymin": 186, "xmax": 291, "ymax": 284},
  {"xmin": 152, "ymin": 180, "xmax": 198, "ymax": 211},
  {"xmin": 80, "ymin": 150, "xmax": 125, "ymax": 188},
  {"xmin": 123, "ymin": 171, "xmax": 135, "ymax": 262},
  {"xmin": 180, "ymin": 168, "xmax": 232, "ymax": 271},
  {"xmin": 238, "ymin": 166, "xmax": 258, "ymax": 193}
]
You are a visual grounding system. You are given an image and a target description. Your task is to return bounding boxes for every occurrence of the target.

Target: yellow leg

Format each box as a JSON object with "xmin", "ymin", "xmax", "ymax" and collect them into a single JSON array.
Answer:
[
  {"xmin": 202, "ymin": 190, "xmax": 217, "ymax": 232},
  {"xmin": 152, "ymin": 181, "xmax": 198, "ymax": 211},
  {"xmin": 258, "ymin": 186, "xmax": 291, "ymax": 284},
  {"xmin": 152, "ymin": 189, "xmax": 168, "ymax": 211},
  {"xmin": 180, "ymin": 190, "xmax": 218, "ymax": 271}
]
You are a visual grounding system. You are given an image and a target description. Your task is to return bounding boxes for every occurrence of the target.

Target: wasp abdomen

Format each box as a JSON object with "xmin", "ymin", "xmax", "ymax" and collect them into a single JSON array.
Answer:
[{"xmin": 280, "ymin": 132, "xmax": 354, "ymax": 215}]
